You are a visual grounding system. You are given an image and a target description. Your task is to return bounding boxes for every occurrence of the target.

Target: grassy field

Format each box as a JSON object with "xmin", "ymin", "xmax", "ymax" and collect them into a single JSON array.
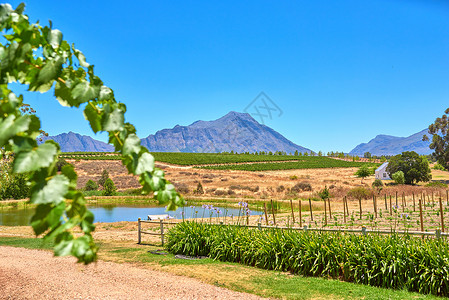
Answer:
[{"xmin": 0, "ymin": 235, "xmax": 440, "ymax": 300}]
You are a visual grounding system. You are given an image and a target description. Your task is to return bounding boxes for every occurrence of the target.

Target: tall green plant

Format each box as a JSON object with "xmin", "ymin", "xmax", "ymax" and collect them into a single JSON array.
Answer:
[
  {"xmin": 167, "ymin": 222, "xmax": 449, "ymax": 297},
  {"xmin": 0, "ymin": 3, "xmax": 183, "ymax": 263}
]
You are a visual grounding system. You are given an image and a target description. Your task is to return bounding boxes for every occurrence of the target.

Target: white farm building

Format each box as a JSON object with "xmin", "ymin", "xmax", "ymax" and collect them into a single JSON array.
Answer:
[{"xmin": 375, "ymin": 162, "xmax": 391, "ymax": 180}]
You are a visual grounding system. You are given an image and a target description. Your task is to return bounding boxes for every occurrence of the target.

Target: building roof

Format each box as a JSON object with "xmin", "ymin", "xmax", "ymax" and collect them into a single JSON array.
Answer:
[{"xmin": 375, "ymin": 162, "xmax": 388, "ymax": 172}]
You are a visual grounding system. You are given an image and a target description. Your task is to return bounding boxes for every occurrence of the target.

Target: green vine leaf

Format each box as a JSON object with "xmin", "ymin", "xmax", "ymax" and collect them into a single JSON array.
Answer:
[
  {"xmin": 31, "ymin": 174, "xmax": 69, "ymax": 205},
  {"xmin": 0, "ymin": 3, "xmax": 182, "ymax": 264},
  {"xmin": 13, "ymin": 142, "xmax": 58, "ymax": 173}
]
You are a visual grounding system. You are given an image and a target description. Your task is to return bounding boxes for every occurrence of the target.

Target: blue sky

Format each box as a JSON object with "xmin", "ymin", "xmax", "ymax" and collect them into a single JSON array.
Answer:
[{"xmin": 7, "ymin": 0, "xmax": 449, "ymax": 153}]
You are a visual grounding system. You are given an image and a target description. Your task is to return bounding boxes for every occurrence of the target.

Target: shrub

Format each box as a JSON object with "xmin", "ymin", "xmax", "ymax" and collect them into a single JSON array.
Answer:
[
  {"xmin": 56, "ymin": 158, "xmax": 72, "ymax": 172},
  {"xmin": 392, "ymin": 171, "xmax": 405, "ymax": 184},
  {"xmin": 426, "ymin": 181, "xmax": 448, "ymax": 188},
  {"xmin": 433, "ymin": 163, "xmax": 446, "ymax": 171},
  {"xmin": 289, "ymin": 175, "xmax": 298, "ymax": 180},
  {"xmin": 276, "ymin": 185, "xmax": 285, "ymax": 192},
  {"xmin": 98, "ymin": 169, "xmax": 110, "ymax": 187},
  {"xmin": 173, "ymin": 182, "xmax": 189, "ymax": 194},
  {"xmin": 193, "ymin": 182, "xmax": 204, "ymax": 194},
  {"xmin": 347, "ymin": 187, "xmax": 372, "ymax": 200},
  {"xmin": 84, "ymin": 180, "xmax": 98, "ymax": 191},
  {"xmin": 291, "ymin": 182, "xmax": 312, "ymax": 192},
  {"xmin": 0, "ymin": 173, "xmax": 30, "ymax": 200},
  {"xmin": 372, "ymin": 179, "xmax": 383, "ymax": 188},
  {"xmin": 102, "ymin": 178, "xmax": 117, "ymax": 196},
  {"xmin": 166, "ymin": 222, "xmax": 449, "ymax": 297}
]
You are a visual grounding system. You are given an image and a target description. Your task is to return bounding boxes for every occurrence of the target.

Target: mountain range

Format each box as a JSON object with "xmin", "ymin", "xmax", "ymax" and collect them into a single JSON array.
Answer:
[
  {"xmin": 39, "ymin": 132, "xmax": 113, "ymax": 152},
  {"xmin": 40, "ymin": 112, "xmax": 433, "ymax": 155},
  {"xmin": 349, "ymin": 129, "xmax": 432, "ymax": 156},
  {"xmin": 41, "ymin": 112, "xmax": 312, "ymax": 153}
]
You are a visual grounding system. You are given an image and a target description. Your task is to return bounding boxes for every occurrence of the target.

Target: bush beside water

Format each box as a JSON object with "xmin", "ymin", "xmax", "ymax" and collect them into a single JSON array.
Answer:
[{"xmin": 166, "ymin": 222, "xmax": 449, "ymax": 296}]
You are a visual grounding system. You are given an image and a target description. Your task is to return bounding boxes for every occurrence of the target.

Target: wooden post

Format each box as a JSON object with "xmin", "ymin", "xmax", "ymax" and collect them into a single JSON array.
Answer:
[
  {"xmin": 402, "ymin": 192, "xmax": 406, "ymax": 207},
  {"xmin": 432, "ymin": 192, "xmax": 434, "ymax": 207},
  {"xmin": 385, "ymin": 194, "xmax": 387, "ymax": 210},
  {"xmin": 423, "ymin": 193, "xmax": 426, "ymax": 208},
  {"xmin": 160, "ymin": 219, "xmax": 164, "ymax": 246},
  {"xmin": 328, "ymin": 198, "xmax": 332, "ymax": 218},
  {"xmin": 419, "ymin": 198, "xmax": 424, "ymax": 232},
  {"xmin": 299, "ymin": 200, "xmax": 302, "ymax": 227},
  {"xmin": 447, "ymin": 190, "xmax": 448, "ymax": 206},
  {"xmin": 309, "ymin": 198, "xmax": 313, "ymax": 221},
  {"xmin": 413, "ymin": 193, "xmax": 415, "ymax": 212},
  {"xmin": 343, "ymin": 197, "xmax": 346, "ymax": 223},
  {"xmin": 345, "ymin": 196, "xmax": 349, "ymax": 216},
  {"xmin": 270, "ymin": 199, "xmax": 276, "ymax": 225},
  {"xmin": 439, "ymin": 196, "xmax": 445, "ymax": 233},
  {"xmin": 138, "ymin": 218, "xmax": 141, "ymax": 244},
  {"xmin": 395, "ymin": 191, "xmax": 398, "ymax": 207},
  {"xmin": 402, "ymin": 192, "xmax": 405, "ymax": 212},
  {"xmin": 324, "ymin": 198, "xmax": 327, "ymax": 226},
  {"xmin": 373, "ymin": 195, "xmax": 377, "ymax": 219},
  {"xmin": 263, "ymin": 203, "xmax": 269, "ymax": 225},
  {"xmin": 290, "ymin": 199, "xmax": 295, "ymax": 223},
  {"xmin": 390, "ymin": 195, "xmax": 393, "ymax": 215},
  {"xmin": 359, "ymin": 198, "xmax": 362, "ymax": 219}
]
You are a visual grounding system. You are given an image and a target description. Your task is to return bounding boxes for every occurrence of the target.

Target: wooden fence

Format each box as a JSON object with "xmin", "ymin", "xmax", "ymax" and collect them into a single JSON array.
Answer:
[{"xmin": 137, "ymin": 218, "xmax": 449, "ymax": 246}]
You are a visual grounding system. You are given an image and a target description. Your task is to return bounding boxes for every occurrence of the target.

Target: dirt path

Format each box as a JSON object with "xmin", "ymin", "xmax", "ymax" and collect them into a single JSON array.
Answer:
[{"xmin": 0, "ymin": 246, "xmax": 263, "ymax": 300}]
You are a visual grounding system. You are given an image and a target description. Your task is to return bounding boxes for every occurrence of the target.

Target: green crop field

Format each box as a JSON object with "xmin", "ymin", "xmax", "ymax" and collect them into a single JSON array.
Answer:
[
  {"xmin": 198, "ymin": 156, "xmax": 379, "ymax": 171},
  {"xmin": 150, "ymin": 152, "xmax": 304, "ymax": 165},
  {"xmin": 58, "ymin": 152, "xmax": 378, "ymax": 170}
]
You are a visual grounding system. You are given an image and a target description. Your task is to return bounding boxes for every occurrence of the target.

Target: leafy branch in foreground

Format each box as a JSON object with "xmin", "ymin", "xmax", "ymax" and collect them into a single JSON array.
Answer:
[{"xmin": 0, "ymin": 3, "xmax": 184, "ymax": 263}]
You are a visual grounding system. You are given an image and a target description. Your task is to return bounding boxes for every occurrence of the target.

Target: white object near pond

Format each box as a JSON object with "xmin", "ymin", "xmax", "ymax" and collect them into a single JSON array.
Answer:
[
  {"xmin": 375, "ymin": 162, "xmax": 391, "ymax": 180},
  {"xmin": 147, "ymin": 214, "xmax": 173, "ymax": 220}
]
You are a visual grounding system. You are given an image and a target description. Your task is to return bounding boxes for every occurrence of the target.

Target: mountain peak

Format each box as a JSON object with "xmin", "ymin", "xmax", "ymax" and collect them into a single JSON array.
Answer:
[
  {"xmin": 141, "ymin": 111, "xmax": 312, "ymax": 153},
  {"xmin": 40, "ymin": 132, "xmax": 113, "ymax": 152},
  {"xmin": 350, "ymin": 129, "xmax": 432, "ymax": 156}
]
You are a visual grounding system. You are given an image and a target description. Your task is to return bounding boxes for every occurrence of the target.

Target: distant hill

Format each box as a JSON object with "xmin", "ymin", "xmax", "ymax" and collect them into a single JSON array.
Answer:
[
  {"xmin": 349, "ymin": 129, "xmax": 432, "ymax": 156},
  {"xmin": 39, "ymin": 132, "xmax": 113, "ymax": 152},
  {"xmin": 141, "ymin": 111, "xmax": 313, "ymax": 154}
]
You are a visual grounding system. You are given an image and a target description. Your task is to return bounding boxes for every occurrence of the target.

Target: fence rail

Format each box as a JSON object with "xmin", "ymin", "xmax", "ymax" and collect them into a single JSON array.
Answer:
[{"xmin": 137, "ymin": 218, "xmax": 448, "ymax": 245}]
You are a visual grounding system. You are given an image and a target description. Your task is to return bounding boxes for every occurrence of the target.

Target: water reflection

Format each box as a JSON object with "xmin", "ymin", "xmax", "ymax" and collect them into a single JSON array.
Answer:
[{"xmin": 0, "ymin": 203, "xmax": 262, "ymax": 226}]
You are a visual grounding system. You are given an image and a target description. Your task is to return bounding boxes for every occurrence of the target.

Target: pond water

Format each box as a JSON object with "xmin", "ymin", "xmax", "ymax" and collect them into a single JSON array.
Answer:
[{"xmin": 0, "ymin": 204, "xmax": 263, "ymax": 226}]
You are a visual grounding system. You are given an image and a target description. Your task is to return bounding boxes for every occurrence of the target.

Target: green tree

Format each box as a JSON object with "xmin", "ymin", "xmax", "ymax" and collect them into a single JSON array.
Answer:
[
  {"xmin": 391, "ymin": 171, "xmax": 405, "ymax": 184},
  {"xmin": 0, "ymin": 155, "xmax": 30, "ymax": 199},
  {"xmin": 84, "ymin": 180, "xmax": 98, "ymax": 191},
  {"xmin": 193, "ymin": 182, "xmax": 204, "ymax": 194},
  {"xmin": 424, "ymin": 108, "xmax": 449, "ymax": 170},
  {"xmin": 371, "ymin": 179, "xmax": 383, "ymax": 195},
  {"xmin": 56, "ymin": 157, "xmax": 71, "ymax": 172},
  {"xmin": 386, "ymin": 151, "xmax": 431, "ymax": 184},
  {"xmin": 98, "ymin": 169, "xmax": 109, "ymax": 187},
  {"xmin": 102, "ymin": 178, "xmax": 116, "ymax": 196},
  {"xmin": 317, "ymin": 186, "xmax": 330, "ymax": 200},
  {"xmin": 0, "ymin": 3, "xmax": 183, "ymax": 263},
  {"xmin": 364, "ymin": 152, "xmax": 372, "ymax": 159},
  {"xmin": 354, "ymin": 165, "xmax": 370, "ymax": 183}
]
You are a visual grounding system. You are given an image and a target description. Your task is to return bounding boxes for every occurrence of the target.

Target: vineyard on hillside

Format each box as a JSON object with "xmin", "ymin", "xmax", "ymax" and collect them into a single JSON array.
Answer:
[
  {"xmin": 198, "ymin": 157, "xmax": 379, "ymax": 171},
  {"xmin": 59, "ymin": 152, "xmax": 378, "ymax": 170}
]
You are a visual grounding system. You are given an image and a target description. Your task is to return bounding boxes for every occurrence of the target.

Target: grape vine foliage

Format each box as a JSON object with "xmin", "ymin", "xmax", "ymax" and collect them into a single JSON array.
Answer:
[{"xmin": 0, "ymin": 3, "xmax": 184, "ymax": 263}]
